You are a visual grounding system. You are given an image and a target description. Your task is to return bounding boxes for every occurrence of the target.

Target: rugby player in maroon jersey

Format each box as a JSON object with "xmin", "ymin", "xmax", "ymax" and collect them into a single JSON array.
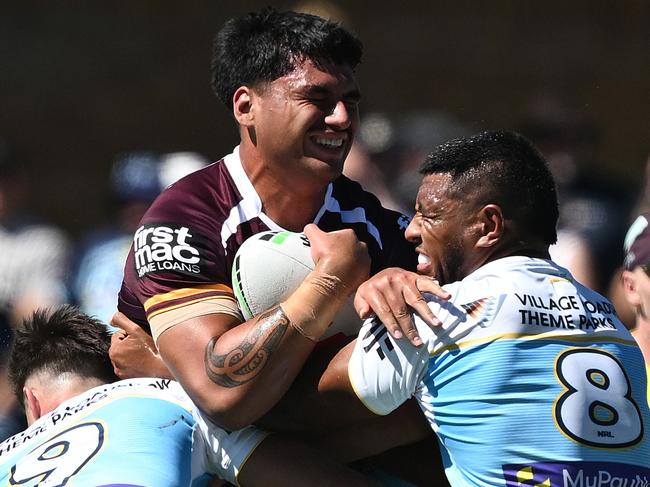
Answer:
[{"xmin": 110, "ymin": 8, "xmax": 447, "ymax": 483}]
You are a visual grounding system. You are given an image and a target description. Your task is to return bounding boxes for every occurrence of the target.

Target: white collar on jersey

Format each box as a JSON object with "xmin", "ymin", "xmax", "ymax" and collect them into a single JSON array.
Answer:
[
  {"xmin": 467, "ymin": 255, "xmax": 571, "ymax": 283},
  {"xmin": 222, "ymin": 146, "xmax": 383, "ymax": 250},
  {"xmin": 220, "ymin": 146, "xmax": 332, "ymax": 248}
]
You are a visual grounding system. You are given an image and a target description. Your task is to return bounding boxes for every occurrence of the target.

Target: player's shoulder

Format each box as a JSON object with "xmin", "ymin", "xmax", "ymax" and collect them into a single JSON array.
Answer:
[
  {"xmin": 332, "ymin": 174, "xmax": 371, "ymax": 197},
  {"xmin": 133, "ymin": 157, "xmax": 238, "ymax": 246},
  {"xmin": 76, "ymin": 378, "xmax": 194, "ymax": 410},
  {"xmin": 418, "ymin": 269, "xmax": 511, "ymax": 340},
  {"xmin": 333, "ymin": 176, "xmax": 399, "ymax": 211},
  {"xmin": 155, "ymin": 157, "xmax": 216, "ymax": 199},
  {"xmin": 332, "ymin": 175, "xmax": 412, "ymax": 229}
]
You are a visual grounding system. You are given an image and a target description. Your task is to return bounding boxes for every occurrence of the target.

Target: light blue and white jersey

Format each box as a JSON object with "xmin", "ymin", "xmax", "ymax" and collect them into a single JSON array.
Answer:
[
  {"xmin": 73, "ymin": 232, "xmax": 133, "ymax": 328},
  {"xmin": 0, "ymin": 378, "xmax": 267, "ymax": 486},
  {"xmin": 349, "ymin": 256, "xmax": 650, "ymax": 486}
]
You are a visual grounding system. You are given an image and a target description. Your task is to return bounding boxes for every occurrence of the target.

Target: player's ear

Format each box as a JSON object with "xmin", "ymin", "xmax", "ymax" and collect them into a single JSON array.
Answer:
[
  {"xmin": 23, "ymin": 386, "xmax": 42, "ymax": 425},
  {"xmin": 233, "ymin": 86, "xmax": 255, "ymax": 127},
  {"xmin": 621, "ymin": 270, "xmax": 642, "ymax": 308},
  {"xmin": 475, "ymin": 204, "xmax": 504, "ymax": 248}
]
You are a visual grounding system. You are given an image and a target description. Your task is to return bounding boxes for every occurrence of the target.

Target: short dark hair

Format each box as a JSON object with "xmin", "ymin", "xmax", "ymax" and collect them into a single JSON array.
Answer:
[
  {"xmin": 8, "ymin": 306, "xmax": 116, "ymax": 406},
  {"xmin": 421, "ymin": 130, "xmax": 559, "ymax": 245},
  {"xmin": 211, "ymin": 7, "xmax": 363, "ymax": 110}
]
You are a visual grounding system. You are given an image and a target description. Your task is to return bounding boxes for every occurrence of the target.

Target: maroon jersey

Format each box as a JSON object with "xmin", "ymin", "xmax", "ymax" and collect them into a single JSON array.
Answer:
[{"xmin": 117, "ymin": 147, "xmax": 416, "ymax": 334}]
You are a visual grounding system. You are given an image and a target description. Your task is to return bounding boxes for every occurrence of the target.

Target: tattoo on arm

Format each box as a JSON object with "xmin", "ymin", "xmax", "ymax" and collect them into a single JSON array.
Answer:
[{"xmin": 204, "ymin": 306, "xmax": 289, "ymax": 388}]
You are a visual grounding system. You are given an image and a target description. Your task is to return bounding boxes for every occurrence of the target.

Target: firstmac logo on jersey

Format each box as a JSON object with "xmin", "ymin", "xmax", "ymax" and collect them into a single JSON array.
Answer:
[{"xmin": 134, "ymin": 224, "xmax": 204, "ymax": 278}]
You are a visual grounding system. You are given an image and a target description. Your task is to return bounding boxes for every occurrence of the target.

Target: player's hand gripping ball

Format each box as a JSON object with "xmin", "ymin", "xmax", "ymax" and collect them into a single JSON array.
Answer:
[{"xmin": 232, "ymin": 230, "xmax": 359, "ymax": 338}]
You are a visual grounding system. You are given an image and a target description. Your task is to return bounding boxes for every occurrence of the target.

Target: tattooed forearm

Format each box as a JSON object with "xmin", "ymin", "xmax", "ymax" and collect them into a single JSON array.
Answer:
[{"xmin": 204, "ymin": 306, "xmax": 289, "ymax": 388}]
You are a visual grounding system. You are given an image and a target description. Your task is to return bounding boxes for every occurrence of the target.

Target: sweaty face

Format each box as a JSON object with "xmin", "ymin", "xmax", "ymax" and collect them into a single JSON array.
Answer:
[
  {"xmin": 405, "ymin": 173, "xmax": 479, "ymax": 285},
  {"xmin": 252, "ymin": 59, "xmax": 360, "ymax": 185}
]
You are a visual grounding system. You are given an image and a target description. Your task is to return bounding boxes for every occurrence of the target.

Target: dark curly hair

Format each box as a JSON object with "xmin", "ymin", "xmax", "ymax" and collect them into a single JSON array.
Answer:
[
  {"xmin": 211, "ymin": 7, "xmax": 362, "ymax": 110},
  {"xmin": 8, "ymin": 305, "xmax": 117, "ymax": 406},
  {"xmin": 421, "ymin": 130, "xmax": 559, "ymax": 245}
]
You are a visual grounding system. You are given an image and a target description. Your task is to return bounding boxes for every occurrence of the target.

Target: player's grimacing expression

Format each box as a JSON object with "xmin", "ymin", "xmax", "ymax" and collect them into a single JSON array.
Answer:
[
  {"xmin": 405, "ymin": 173, "xmax": 481, "ymax": 285},
  {"xmin": 251, "ymin": 58, "xmax": 360, "ymax": 183}
]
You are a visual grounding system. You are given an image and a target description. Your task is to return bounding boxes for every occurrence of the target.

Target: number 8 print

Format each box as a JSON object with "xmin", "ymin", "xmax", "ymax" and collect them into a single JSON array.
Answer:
[
  {"xmin": 554, "ymin": 348, "xmax": 643, "ymax": 448},
  {"xmin": 10, "ymin": 422, "xmax": 104, "ymax": 486}
]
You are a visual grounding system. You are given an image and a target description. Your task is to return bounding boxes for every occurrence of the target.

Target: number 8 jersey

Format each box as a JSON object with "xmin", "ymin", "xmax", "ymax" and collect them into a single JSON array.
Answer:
[{"xmin": 349, "ymin": 256, "xmax": 650, "ymax": 486}]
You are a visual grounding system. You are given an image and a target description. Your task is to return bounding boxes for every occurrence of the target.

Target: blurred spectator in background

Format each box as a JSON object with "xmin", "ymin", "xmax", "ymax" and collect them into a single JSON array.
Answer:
[
  {"xmin": 393, "ymin": 111, "xmax": 469, "ymax": 214},
  {"xmin": 608, "ymin": 151, "xmax": 650, "ymax": 330},
  {"xmin": 349, "ymin": 110, "xmax": 469, "ymax": 216},
  {"xmin": 70, "ymin": 151, "xmax": 207, "ymax": 327},
  {"xmin": 619, "ymin": 212, "xmax": 650, "ymax": 404},
  {"xmin": 344, "ymin": 113, "xmax": 406, "ymax": 213},
  {"xmin": 517, "ymin": 93, "xmax": 632, "ymax": 293},
  {"xmin": 0, "ymin": 138, "xmax": 70, "ymax": 441},
  {"xmin": 349, "ymin": 97, "xmax": 631, "ymax": 300},
  {"xmin": 343, "ymin": 138, "xmax": 404, "ymax": 214}
]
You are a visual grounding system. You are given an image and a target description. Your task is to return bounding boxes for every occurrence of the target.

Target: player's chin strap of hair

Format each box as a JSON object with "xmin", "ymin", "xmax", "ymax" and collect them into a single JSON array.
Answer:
[{"xmin": 280, "ymin": 270, "xmax": 349, "ymax": 342}]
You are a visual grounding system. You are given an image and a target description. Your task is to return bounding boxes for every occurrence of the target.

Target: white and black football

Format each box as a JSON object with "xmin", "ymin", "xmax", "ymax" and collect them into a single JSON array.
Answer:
[
  {"xmin": 232, "ymin": 230, "xmax": 314, "ymax": 320},
  {"xmin": 232, "ymin": 230, "xmax": 359, "ymax": 339}
]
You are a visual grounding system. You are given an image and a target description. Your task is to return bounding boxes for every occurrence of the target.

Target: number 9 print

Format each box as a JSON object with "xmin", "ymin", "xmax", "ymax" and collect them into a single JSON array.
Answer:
[{"xmin": 10, "ymin": 422, "xmax": 104, "ymax": 486}]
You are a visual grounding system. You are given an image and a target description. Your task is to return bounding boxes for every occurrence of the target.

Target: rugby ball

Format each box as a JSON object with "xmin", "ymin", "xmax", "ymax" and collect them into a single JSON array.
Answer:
[
  {"xmin": 232, "ymin": 230, "xmax": 359, "ymax": 339},
  {"xmin": 232, "ymin": 231, "xmax": 314, "ymax": 320}
]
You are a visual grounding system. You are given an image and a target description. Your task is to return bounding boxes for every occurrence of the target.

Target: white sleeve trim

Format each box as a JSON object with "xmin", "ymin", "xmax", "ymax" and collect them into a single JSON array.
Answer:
[{"xmin": 348, "ymin": 316, "xmax": 430, "ymax": 415}]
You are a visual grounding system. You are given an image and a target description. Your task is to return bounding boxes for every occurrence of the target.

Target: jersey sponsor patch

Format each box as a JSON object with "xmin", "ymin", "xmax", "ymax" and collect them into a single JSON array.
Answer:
[
  {"xmin": 133, "ymin": 223, "xmax": 207, "ymax": 278},
  {"xmin": 502, "ymin": 461, "xmax": 650, "ymax": 486}
]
